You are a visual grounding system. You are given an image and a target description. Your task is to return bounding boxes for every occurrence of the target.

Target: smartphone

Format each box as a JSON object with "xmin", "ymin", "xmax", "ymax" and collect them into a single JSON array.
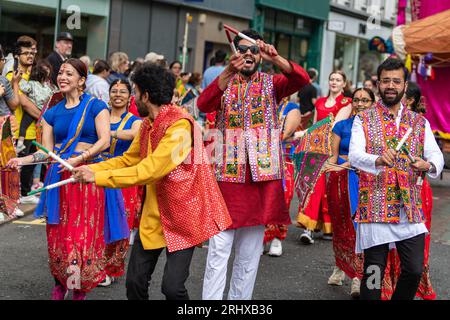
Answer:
[{"xmin": 13, "ymin": 57, "xmax": 19, "ymax": 72}]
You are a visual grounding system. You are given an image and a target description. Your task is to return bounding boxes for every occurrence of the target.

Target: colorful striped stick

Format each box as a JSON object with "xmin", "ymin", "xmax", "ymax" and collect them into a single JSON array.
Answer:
[
  {"xmin": 225, "ymin": 29, "xmax": 237, "ymax": 54},
  {"xmin": 27, "ymin": 178, "xmax": 75, "ymax": 196},
  {"xmin": 31, "ymin": 141, "xmax": 74, "ymax": 171}
]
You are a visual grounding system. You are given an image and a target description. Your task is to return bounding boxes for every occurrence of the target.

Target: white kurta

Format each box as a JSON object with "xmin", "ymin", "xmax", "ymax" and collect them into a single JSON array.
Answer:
[{"xmin": 349, "ymin": 104, "xmax": 444, "ymax": 253}]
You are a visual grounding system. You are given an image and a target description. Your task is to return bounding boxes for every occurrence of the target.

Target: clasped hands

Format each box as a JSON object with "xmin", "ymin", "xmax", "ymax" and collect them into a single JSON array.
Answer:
[
  {"xmin": 375, "ymin": 148, "xmax": 431, "ymax": 172},
  {"xmin": 72, "ymin": 165, "xmax": 96, "ymax": 184}
]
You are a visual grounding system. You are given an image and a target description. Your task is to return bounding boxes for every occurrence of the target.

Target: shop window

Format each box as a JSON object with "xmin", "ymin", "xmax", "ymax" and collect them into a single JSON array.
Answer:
[{"xmin": 357, "ymin": 38, "xmax": 382, "ymax": 86}]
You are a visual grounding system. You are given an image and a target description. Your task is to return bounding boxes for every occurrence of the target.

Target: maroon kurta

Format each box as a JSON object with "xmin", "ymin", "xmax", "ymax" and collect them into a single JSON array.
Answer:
[{"xmin": 198, "ymin": 62, "xmax": 310, "ymax": 229}]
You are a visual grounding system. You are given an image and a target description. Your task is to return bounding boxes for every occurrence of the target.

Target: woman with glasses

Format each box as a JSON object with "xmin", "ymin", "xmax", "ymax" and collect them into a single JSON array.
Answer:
[
  {"xmin": 326, "ymin": 88, "xmax": 374, "ymax": 298},
  {"xmin": 296, "ymin": 71, "xmax": 353, "ymax": 245},
  {"xmin": 98, "ymin": 79, "xmax": 142, "ymax": 287}
]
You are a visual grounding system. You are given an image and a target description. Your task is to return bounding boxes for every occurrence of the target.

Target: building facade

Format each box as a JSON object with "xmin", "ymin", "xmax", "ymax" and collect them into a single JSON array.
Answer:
[
  {"xmin": 108, "ymin": 0, "xmax": 253, "ymax": 73},
  {"xmin": 0, "ymin": 0, "xmax": 110, "ymax": 60},
  {"xmin": 320, "ymin": 0, "xmax": 398, "ymax": 93},
  {"xmin": 252, "ymin": 0, "xmax": 330, "ymax": 72}
]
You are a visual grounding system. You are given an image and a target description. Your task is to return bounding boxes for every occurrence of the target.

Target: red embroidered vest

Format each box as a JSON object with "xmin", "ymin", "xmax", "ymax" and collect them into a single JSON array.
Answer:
[
  {"xmin": 356, "ymin": 103, "xmax": 426, "ymax": 224},
  {"xmin": 139, "ymin": 105, "xmax": 232, "ymax": 252},
  {"xmin": 215, "ymin": 72, "xmax": 283, "ymax": 183}
]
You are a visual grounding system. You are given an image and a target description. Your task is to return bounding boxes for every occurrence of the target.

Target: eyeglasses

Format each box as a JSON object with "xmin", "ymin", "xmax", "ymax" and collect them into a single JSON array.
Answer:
[
  {"xmin": 19, "ymin": 51, "xmax": 35, "ymax": 56},
  {"xmin": 237, "ymin": 45, "xmax": 260, "ymax": 55},
  {"xmin": 379, "ymin": 78, "xmax": 404, "ymax": 86},
  {"xmin": 352, "ymin": 98, "xmax": 373, "ymax": 104},
  {"xmin": 110, "ymin": 89, "xmax": 130, "ymax": 95}
]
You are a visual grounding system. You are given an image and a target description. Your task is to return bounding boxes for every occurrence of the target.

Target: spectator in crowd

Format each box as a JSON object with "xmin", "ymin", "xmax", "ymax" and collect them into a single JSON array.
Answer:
[
  {"xmin": 308, "ymin": 67, "xmax": 322, "ymax": 98},
  {"xmin": 202, "ymin": 49, "xmax": 227, "ymax": 89},
  {"xmin": 144, "ymin": 52, "xmax": 166, "ymax": 67},
  {"xmin": 2, "ymin": 36, "xmax": 37, "ymax": 77},
  {"xmin": 6, "ymin": 38, "xmax": 41, "ymax": 204},
  {"xmin": 0, "ymin": 45, "xmax": 19, "ymax": 116},
  {"xmin": 86, "ymin": 60, "xmax": 111, "ymax": 104},
  {"xmin": 364, "ymin": 78, "xmax": 379, "ymax": 101},
  {"xmin": 298, "ymin": 69, "xmax": 318, "ymax": 114},
  {"xmin": 47, "ymin": 32, "xmax": 73, "ymax": 85},
  {"xmin": 80, "ymin": 55, "xmax": 92, "ymax": 73},
  {"xmin": 107, "ymin": 52, "xmax": 129, "ymax": 84}
]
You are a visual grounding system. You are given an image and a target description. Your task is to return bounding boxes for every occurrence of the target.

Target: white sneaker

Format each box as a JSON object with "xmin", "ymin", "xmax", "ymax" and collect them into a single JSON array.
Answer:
[
  {"xmin": 16, "ymin": 142, "xmax": 26, "ymax": 154},
  {"xmin": 268, "ymin": 238, "xmax": 283, "ymax": 257},
  {"xmin": 14, "ymin": 207, "xmax": 24, "ymax": 217},
  {"xmin": 98, "ymin": 275, "xmax": 113, "ymax": 287},
  {"xmin": 20, "ymin": 195, "xmax": 40, "ymax": 204},
  {"xmin": 328, "ymin": 266, "xmax": 345, "ymax": 286},
  {"xmin": 0, "ymin": 212, "xmax": 5, "ymax": 222},
  {"xmin": 299, "ymin": 229, "xmax": 314, "ymax": 244},
  {"xmin": 322, "ymin": 233, "xmax": 333, "ymax": 241},
  {"xmin": 129, "ymin": 229, "xmax": 137, "ymax": 245},
  {"xmin": 350, "ymin": 277, "xmax": 361, "ymax": 298}
]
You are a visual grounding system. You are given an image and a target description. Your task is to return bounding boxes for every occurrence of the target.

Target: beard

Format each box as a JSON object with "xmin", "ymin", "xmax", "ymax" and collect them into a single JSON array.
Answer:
[
  {"xmin": 240, "ymin": 60, "xmax": 260, "ymax": 77},
  {"xmin": 380, "ymin": 88, "xmax": 405, "ymax": 107},
  {"xmin": 136, "ymin": 98, "xmax": 149, "ymax": 117}
]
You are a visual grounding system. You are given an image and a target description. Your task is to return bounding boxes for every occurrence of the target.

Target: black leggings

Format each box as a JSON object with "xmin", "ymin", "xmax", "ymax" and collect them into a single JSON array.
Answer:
[{"xmin": 19, "ymin": 111, "xmax": 35, "ymax": 138}]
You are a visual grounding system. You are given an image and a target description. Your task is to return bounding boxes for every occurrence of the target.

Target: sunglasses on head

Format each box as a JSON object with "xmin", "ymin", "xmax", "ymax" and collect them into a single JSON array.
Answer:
[{"xmin": 237, "ymin": 45, "xmax": 260, "ymax": 55}]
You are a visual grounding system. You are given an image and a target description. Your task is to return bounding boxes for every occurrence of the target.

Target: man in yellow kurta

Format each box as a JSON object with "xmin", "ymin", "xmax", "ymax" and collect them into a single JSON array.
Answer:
[{"xmin": 73, "ymin": 63, "xmax": 231, "ymax": 300}]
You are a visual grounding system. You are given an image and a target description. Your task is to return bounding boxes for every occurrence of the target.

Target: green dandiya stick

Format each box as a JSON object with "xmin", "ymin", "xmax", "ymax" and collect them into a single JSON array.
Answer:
[
  {"xmin": 401, "ymin": 145, "xmax": 417, "ymax": 163},
  {"xmin": 27, "ymin": 177, "xmax": 76, "ymax": 196},
  {"xmin": 32, "ymin": 141, "xmax": 74, "ymax": 171}
]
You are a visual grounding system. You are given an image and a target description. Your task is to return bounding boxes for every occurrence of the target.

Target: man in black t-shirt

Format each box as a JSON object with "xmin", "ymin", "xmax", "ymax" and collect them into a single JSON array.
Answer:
[{"xmin": 297, "ymin": 69, "xmax": 318, "ymax": 115}]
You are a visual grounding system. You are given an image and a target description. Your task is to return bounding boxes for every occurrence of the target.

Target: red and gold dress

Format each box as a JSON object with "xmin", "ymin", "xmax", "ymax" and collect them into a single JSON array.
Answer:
[
  {"xmin": 297, "ymin": 94, "xmax": 351, "ymax": 233},
  {"xmin": 0, "ymin": 116, "xmax": 20, "ymax": 217}
]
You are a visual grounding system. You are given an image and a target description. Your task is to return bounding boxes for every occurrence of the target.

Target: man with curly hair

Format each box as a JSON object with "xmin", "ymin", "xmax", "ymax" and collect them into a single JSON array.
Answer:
[{"xmin": 73, "ymin": 63, "xmax": 232, "ymax": 300}]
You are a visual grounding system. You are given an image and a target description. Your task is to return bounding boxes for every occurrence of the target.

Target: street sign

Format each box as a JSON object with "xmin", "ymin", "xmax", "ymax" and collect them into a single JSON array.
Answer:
[{"xmin": 327, "ymin": 21, "xmax": 345, "ymax": 32}]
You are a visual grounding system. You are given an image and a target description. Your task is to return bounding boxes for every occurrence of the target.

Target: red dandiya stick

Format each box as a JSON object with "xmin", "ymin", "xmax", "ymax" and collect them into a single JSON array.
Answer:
[
  {"xmin": 223, "ymin": 24, "xmax": 257, "ymax": 44},
  {"xmin": 225, "ymin": 29, "xmax": 237, "ymax": 54}
]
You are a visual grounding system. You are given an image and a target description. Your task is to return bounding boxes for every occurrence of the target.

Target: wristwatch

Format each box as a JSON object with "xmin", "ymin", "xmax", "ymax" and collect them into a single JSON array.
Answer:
[{"xmin": 427, "ymin": 162, "xmax": 436, "ymax": 174}]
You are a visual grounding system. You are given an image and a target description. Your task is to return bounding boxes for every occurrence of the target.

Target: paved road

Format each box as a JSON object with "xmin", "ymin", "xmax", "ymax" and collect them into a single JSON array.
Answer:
[{"xmin": 1, "ymin": 177, "xmax": 449, "ymax": 300}]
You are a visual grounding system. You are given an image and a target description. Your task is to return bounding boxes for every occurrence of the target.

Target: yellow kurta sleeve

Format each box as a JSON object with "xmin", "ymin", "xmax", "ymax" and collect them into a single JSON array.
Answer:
[
  {"xmin": 89, "ymin": 130, "xmax": 142, "ymax": 172},
  {"xmin": 94, "ymin": 119, "xmax": 192, "ymax": 188}
]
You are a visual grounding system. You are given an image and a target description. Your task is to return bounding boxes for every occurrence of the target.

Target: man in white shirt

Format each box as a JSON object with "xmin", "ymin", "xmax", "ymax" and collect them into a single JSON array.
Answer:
[
  {"xmin": 85, "ymin": 60, "xmax": 111, "ymax": 104},
  {"xmin": 349, "ymin": 58, "xmax": 444, "ymax": 300}
]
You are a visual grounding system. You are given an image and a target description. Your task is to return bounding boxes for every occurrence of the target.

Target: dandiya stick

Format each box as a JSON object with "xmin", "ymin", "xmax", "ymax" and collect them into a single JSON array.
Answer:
[
  {"xmin": 326, "ymin": 162, "xmax": 356, "ymax": 171},
  {"xmin": 223, "ymin": 24, "xmax": 257, "ymax": 44},
  {"xmin": 32, "ymin": 141, "xmax": 74, "ymax": 171},
  {"xmin": 395, "ymin": 128, "xmax": 413, "ymax": 152},
  {"xmin": 27, "ymin": 177, "xmax": 76, "ymax": 196},
  {"xmin": 225, "ymin": 29, "xmax": 237, "ymax": 54}
]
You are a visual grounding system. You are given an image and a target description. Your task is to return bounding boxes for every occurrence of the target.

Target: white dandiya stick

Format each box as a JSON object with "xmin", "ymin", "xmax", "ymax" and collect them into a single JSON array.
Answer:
[
  {"xmin": 32, "ymin": 141, "xmax": 74, "ymax": 171},
  {"xmin": 395, "ymin": 128, "xmax": 413, "ymax": 152},
  {"xmin": 27, "ymin": 177, "xmax": 76, "ymax": 196},
  {"xmin": 223, "ymin": 24, "xmax": 257, "ymax": 45}
]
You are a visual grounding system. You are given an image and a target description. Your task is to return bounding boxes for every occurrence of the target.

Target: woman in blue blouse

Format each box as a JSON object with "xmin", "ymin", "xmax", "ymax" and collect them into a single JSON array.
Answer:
[
  {"xmin": 8, "ymin": 58, "xmax": 111, "ymax": 300},
  {"xmin": 326, "ymin": 88, "xmax": 375, "ymax": 298},
  {"xmin": 100, "ymin": 79, "xmax": 142, "ymax": 286}
]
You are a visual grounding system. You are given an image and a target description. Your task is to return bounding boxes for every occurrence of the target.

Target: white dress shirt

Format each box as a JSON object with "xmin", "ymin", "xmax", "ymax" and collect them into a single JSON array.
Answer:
[{"xmin": 349, "ymin": 103, "xmax": 444, "ymax": 253}]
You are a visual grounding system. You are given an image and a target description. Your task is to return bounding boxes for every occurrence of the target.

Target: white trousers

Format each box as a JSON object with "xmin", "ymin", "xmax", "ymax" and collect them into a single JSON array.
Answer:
[{"xmin": 202, "ymin": 225, "xmax": 265, "ymax": 300}]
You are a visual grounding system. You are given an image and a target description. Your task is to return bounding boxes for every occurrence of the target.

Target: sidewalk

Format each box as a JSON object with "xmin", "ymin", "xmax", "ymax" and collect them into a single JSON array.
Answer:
[{"xmin": 0, "ymin": 204, "xmax": 36, "ymax": 226}]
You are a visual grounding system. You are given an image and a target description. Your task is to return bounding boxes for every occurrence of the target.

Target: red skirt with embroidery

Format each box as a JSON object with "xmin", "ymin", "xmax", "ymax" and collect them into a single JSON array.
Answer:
[
  {"xmin": 104, "ymin": 186, "xmax": 141, "ymax": 277},
  {"xmin": 264, "ymin": 158, "xmax": 294, "ymax": 243},
  {"xmin": 46, "ymin": 171, "xmax": 107, "ymax": 292},
  {"xmin": 219, "ymin": 163, "xmax": 290, "ymax": 230},
  {"xmin": 327, "ymin": 170, "xmax": 364, "ymax": 279},
  {"xmin": 381, "ymin": 178, "xmax": 435, "ymax": 300}
]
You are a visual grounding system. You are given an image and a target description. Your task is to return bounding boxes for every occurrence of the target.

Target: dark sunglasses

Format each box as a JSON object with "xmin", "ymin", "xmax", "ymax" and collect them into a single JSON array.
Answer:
[{"xmin": 237, "ymin": 45, "xmax": 260, "ymax": 54}]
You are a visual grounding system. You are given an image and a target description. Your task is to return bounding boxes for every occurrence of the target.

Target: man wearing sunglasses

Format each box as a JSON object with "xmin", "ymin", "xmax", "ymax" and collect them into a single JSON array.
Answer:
[{"xmin": 198, "ymin": 29, "xmax": 310, "ymax": 300}]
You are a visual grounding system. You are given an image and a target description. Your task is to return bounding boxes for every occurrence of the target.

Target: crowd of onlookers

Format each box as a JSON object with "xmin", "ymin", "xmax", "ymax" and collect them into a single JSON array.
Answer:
[{"xmin": 0, "ymin": 30, "xmax": 382, "ymax": 222}]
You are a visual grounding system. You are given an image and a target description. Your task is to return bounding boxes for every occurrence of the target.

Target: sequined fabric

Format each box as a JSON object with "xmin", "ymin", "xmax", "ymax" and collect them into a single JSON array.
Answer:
[
  {"xmin": 0, "ymin": 116, "xmax": 20, "ymax": 216},
  {"xmin": 357, "ymin": 103, "xmax": 426, "ymax": 223},
  {"xmin": 139, "ymin": 105, "xmax": 232, "ymax": 252},
  {"xmin": 215, "ymin": 72, "xmax": 283, "ymax": 183},
  {"xmin": 46, "ymin": 171, "xmax": 107, "ymax": 292}
]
